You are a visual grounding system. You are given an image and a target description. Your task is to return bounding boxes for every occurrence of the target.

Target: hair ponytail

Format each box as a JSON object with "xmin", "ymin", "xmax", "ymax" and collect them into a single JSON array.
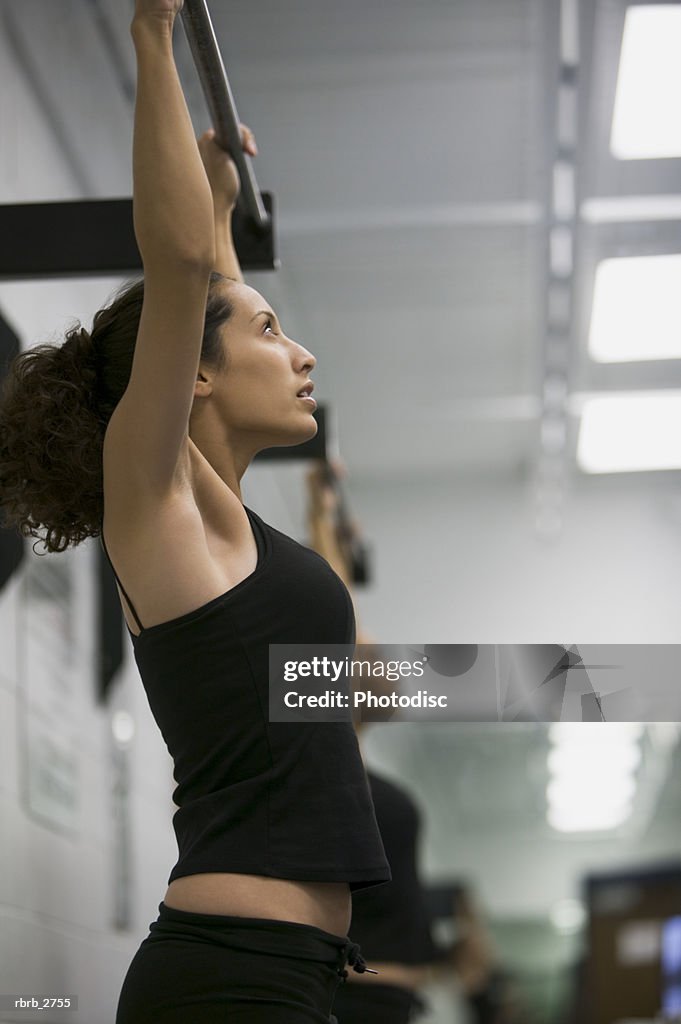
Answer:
[
  {"xmin": 0, "ymin": 272, "xmax": 232, "ymax": 554},
  {"xmin": 0, "ymin": 322, "xmax": 107, "ymax": 553}
]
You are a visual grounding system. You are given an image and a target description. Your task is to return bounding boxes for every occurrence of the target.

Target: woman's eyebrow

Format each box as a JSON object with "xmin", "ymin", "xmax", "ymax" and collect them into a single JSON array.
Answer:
[{"xmin": 249, "ymin": 309, "xmax": 277, "ymax": 323}]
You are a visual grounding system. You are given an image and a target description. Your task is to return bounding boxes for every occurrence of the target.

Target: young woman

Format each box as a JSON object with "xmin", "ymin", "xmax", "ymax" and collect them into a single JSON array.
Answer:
[{"xmin": 0, "ymin": 1, "xmax": 390, "ymax": 1020}]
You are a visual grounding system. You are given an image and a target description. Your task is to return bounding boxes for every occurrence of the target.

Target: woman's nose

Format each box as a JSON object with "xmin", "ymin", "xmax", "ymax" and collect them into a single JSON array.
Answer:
[{"xmin": 294, "ymin": 342, "xmax": 316, "ymax": 372}]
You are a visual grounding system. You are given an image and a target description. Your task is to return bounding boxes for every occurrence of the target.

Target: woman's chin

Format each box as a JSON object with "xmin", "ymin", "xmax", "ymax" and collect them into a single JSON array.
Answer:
[
  {"xmin": 263, "ymin": 416, "xmax": 318, "ymax": 449},
  {"xmin": 288, "ymin": 409, "xmax": 319, "ymax": 443},
  {"xmin": 299, "ymin": 414, "xmax": 319, "ymax": 440},
  {"xmin": 289, "ymin": 421, "xmax": 318, "ymax": 447}
]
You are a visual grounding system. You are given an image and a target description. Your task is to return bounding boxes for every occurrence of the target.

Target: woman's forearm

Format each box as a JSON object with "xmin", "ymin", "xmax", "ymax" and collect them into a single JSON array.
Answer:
[
  {"xmin": 213, "ymin": 204, "xmax": 244, "ymax": 282},
  {"xmin": 131, "ymin": 13, "xmax": 216, "ymax": 267}
]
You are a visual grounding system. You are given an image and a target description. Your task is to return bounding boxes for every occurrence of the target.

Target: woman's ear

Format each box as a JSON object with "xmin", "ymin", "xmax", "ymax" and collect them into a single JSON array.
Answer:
[{"xmin": 194, "ymin": 370, "xmax": 214, "ymax": 398}]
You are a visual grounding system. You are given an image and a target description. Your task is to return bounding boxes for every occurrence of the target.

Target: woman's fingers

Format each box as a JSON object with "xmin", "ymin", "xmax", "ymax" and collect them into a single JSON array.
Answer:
[
  {"xmin": 240, "ymin": 124, "xmax": 258, "ymax": 157},
  {"xmin": 197, "ymin": 130, "xmax": 240, "ymax": 205},
  {"xmin": 196, "ymin": 124, "xmax": 256, "ymax": 207},
  {"xmin": 200, "ymin": 125, "xmax": 257, "ymax": 157}
]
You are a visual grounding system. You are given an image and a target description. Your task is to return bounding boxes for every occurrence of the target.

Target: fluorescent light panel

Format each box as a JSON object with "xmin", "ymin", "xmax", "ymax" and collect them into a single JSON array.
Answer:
[
  {"xmin": 581, "ymin": 195, "xmax": 681, "ymax": 223},
  {"xmin": 589, "ymin": 255, "xmax": 681, "ymax": 362},
  {"xmin": 560, "ymin": 0, "xmax": 580, "ymax": 65},
  {"xmin": 548, "ymin": 803, "xmax": 632, "ymax": 831},
  {"xmin": 549, "ymin": 723, "xmax": 644, "ymax": 743},
  {"xmin": 611, "ymin": 5, "xmax": 681, "ymax": 159},
  {"xmin": 548, "ymin": 744, "xmax": 641, "ymax": 775},
  {"xmin": 547, "ymin": 723, "xmax": 640, "ymax": 833},
  {"xmin": 577, "ymin": 392, "xmax": 681, "ymax": 473}
]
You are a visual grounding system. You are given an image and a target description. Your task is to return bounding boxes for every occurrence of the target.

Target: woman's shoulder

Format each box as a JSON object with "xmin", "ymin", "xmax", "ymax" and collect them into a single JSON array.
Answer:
[{"xmin": 101, "ymin": 444, "xmax": 256, "ymax": 636}]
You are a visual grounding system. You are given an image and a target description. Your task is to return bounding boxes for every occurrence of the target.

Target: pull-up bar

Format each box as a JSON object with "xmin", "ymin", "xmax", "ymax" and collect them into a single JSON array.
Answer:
[{"xmin": 181, "ymin": 0, "xmax": 270, "ymax": 232}]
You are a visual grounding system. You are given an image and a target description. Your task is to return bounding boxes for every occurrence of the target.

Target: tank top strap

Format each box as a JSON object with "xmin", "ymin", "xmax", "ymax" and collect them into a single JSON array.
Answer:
[
  {"xmin": 99, "ymin": 532, "xmax": 145, "ymax": 633},
  {"xmin": 243, "ymin": 505, "xmax": 267, "ymax": 561}
]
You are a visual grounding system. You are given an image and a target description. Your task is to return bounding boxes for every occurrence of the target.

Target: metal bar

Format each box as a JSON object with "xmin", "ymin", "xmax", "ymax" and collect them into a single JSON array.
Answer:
[
  {"xmin": 180, "ymin": 0, "xmax": 270, "ymax": 231},
  {"xmin": 0, "ymin": 196, "xmax": 276, "ymax": 279}
]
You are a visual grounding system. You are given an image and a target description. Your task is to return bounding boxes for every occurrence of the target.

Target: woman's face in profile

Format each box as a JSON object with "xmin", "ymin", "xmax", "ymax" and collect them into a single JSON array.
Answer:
[{"xmin": 205, "ymin": 281, "xmax": 319, "ymax": 449}]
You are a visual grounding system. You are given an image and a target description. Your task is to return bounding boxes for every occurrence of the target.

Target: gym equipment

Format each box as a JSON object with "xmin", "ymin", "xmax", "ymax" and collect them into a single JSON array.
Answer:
[
  {"xmin": 180, "ymin": 0, "xmax": 270, "ymax": 231},
  {"xmin": 0, "ymin": 196, "xmax": 276, "ymax": 279},
  {"xmin": 321, "ymin": 461, "xmax": 372, "ymax": 587}
]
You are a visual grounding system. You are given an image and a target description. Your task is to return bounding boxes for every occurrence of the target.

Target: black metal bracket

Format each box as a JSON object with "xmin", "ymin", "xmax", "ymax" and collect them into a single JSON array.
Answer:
[{"xmin": 0, "ymin": 192, "xmax": 277, "ymax": 280}]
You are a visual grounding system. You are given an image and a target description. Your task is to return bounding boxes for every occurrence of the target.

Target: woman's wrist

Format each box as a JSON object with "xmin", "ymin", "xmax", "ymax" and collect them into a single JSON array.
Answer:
[{"xmin": 131, "ymin": 12, "xmax": 176, "ymax": 42}]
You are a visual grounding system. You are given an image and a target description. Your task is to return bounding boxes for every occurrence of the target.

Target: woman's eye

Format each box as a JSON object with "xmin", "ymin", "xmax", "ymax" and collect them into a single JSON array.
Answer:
[{"xmin": 263, "ymin": 318, "xmax": 275, "ymax": 335}]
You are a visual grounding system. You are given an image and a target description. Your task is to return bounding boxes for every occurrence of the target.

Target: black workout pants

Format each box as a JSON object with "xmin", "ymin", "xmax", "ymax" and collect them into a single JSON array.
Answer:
[{"xmin": 115, "ymin": 902, "xmax": 363, "ymax": 1024}]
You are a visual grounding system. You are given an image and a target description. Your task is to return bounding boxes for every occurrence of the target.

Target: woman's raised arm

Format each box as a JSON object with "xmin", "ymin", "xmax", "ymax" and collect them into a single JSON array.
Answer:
[
  {"xmin": 104, "ymin": 0, "xmax": 219, "ymax": 494},
  {"xmin": 131, "ymin": 0, "xmax": 215, "ymax": 268}
]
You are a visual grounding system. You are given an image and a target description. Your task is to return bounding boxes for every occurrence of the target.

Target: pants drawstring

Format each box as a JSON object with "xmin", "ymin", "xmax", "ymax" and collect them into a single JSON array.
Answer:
[{"xmin": 339, "ymin": 940, "xmax": 378, "ymax": 980}]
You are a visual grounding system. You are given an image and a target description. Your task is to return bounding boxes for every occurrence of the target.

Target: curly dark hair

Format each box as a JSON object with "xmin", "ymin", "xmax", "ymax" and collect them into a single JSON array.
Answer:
[{"xmin": 0, "ymin": 272, "xmax": 233, "ymax": 553}]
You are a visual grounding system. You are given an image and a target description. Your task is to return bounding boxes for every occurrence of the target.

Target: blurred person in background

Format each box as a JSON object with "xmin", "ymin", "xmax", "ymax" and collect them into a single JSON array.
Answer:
[
  {"xmin": 306, "ymin": 461, "xmax": 436, "ymax": 1023},
  {"xmin": 443, "ymin": 886, "xmax": 533, "ymax": 1024},
  {"xmin": 306, "ymin": 466, "xmax": 536, "ymax": 1024}
]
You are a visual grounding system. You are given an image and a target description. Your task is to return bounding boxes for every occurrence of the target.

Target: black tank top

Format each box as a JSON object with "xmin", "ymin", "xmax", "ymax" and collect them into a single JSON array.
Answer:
[
  {"xmin": 348, "ymin": 771, "xmax": 435, "ymax": 962},
  {"xmin": 101, "ymin": 506, "xmax": 390, "ymax": 891}
]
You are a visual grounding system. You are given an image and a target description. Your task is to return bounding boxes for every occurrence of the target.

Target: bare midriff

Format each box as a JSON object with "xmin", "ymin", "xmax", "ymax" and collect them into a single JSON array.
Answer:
[{"xmin": 164, "ymin": 873, "xmax": 352, "ymax": 937}]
